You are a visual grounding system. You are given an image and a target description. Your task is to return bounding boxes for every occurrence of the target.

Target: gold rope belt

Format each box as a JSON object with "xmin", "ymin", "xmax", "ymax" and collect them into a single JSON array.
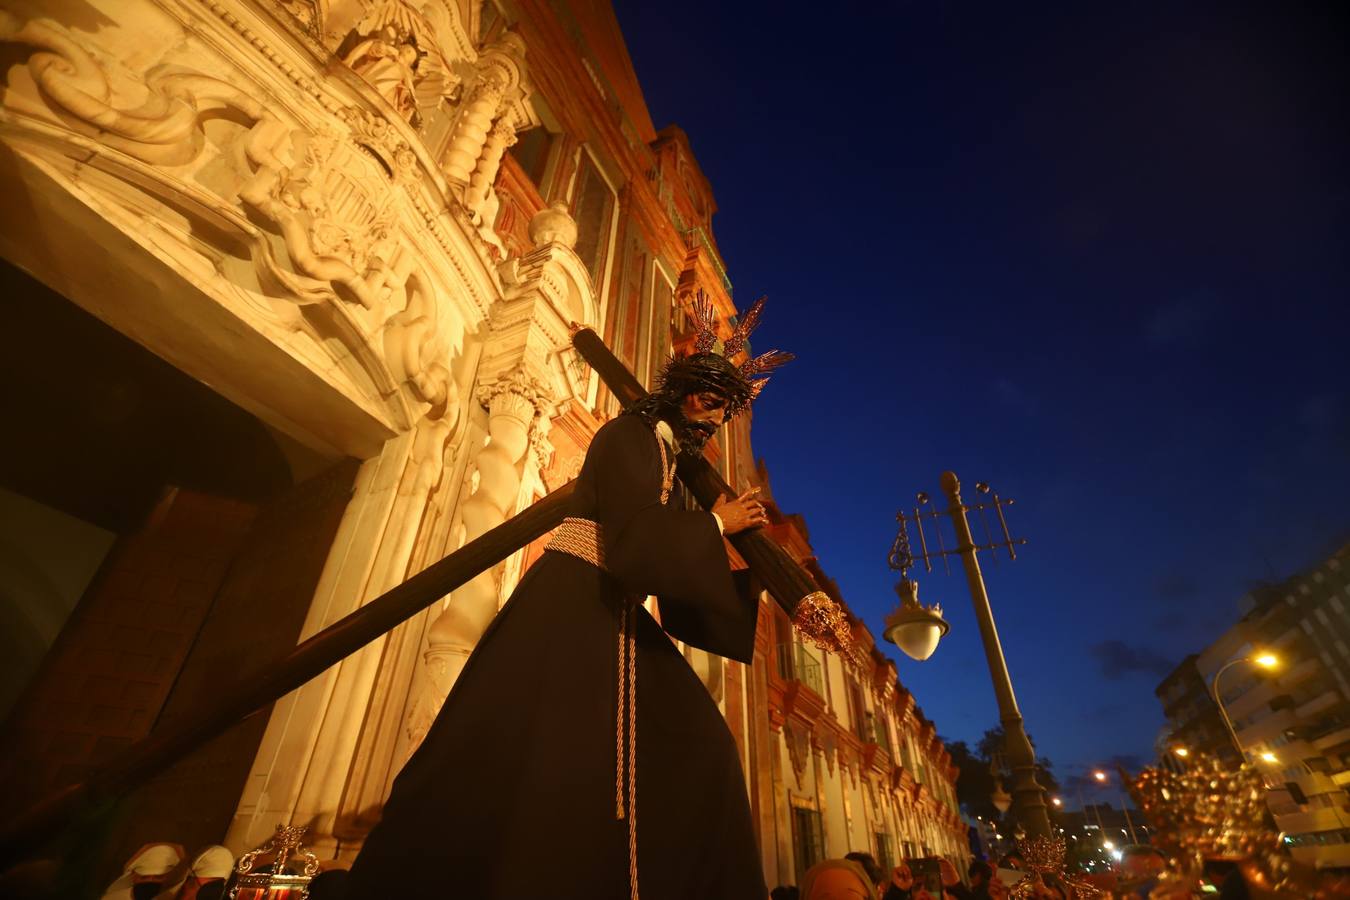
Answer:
[{"xmin": 545, "ymin": 517, "xmax": 608, "ymax": 571}]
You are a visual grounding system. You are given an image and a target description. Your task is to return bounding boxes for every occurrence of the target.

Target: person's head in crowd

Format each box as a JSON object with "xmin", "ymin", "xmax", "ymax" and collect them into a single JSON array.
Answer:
[
  {"xmin": 997, "ymin": 851, "xmax": 1025, "ymax": 871},
  {"xmin": 968, "ymin": 860, "xmax": 993, "ymax": 891},
  {"xmin": 844, "ymin": 852, "xmax": 884, "ymax": 894},
  {"xmin": 889, "ymin": 860, "xmax": 914, "ymax": 893},
  {"xmin": 800, "ymin": 859, "xmax": 879, "ymax": 900},
  {"xmin": 100, "ymin": 844, "xmax": 187, "ymax": 900},
  {"xmin": 154, "ymin": 845, "xmax": 233, "ymax": 900}
]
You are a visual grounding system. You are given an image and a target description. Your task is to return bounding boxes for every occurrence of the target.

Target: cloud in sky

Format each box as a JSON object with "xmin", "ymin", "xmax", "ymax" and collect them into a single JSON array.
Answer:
[{"xmin": 1089, "ymin": 640, "xmax": 1175, "ymax": 680}]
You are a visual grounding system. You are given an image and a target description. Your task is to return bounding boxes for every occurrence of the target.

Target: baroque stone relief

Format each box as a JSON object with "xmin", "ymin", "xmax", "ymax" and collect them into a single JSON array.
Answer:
[
  {"xmin": 0, "ymin": 12, "xmax": 465, "ymax": 428},
  {"xmin": 336, "ymin": 0, "xmax": 466, "ymax": 127}
]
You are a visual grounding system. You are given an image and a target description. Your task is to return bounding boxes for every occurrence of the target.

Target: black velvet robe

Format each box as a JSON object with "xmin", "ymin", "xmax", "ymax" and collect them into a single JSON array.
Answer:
[{"xmin": 346, "ymin": 414, "xmax": 766, "ymax": 899}]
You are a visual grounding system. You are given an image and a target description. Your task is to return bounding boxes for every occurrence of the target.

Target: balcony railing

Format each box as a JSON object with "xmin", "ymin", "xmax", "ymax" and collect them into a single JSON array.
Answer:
[{"xmin": 777, "ymin": 642, "xmax": 824, "ymax": 696}]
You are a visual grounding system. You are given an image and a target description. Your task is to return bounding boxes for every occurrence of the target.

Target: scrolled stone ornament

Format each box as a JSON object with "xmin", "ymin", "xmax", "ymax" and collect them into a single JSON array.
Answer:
[{"xmin": 791, "ymin": 591, "xmax": 852, "ymax": 654}]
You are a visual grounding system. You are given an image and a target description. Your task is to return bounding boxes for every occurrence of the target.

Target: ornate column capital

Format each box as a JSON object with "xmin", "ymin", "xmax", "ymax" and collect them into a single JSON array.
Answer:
[
  {"xmin": 488, "ymin": 114, "xmax": 519, "ymax": 146},
  {"xmin": 474, "ymin": 369, "xmax": 554, "ymax": 427}
]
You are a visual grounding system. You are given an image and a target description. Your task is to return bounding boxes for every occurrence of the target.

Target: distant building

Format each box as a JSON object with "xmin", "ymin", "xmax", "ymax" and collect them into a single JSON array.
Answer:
[
  {"xmin": 1156, "ymin": 543, "xmax": 1350, "ymax": 869},
  {"xmin": 1156, "ymin": 654, "xmax": 1242, "ymax": 767}
]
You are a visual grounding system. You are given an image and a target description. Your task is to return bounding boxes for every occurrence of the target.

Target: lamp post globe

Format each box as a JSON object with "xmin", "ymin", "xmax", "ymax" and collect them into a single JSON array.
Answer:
[
  {"xmin": 991, "ymin": 781, "xmax": 1012, "ymax": 815},
  {"xmin": 883, "ymin": 578, "xmax": 949, "ymax": 661}
]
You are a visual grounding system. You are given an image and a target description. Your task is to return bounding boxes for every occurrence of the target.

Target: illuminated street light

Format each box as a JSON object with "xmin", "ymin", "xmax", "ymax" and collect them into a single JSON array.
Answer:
[
  {"xmin": 1260, "ymin": 752, "xmax": 1278, "ymax": 764},
  {"xmin": 883, "ymin": 579, "xmax": 948, "ymax": 661},
  {"xmin": 1052, "ymin": 797, "xmax": 1063, "ymax": 807},
  {"xmin": 1173, "ymin": 747, "xmax": 1189, "ymax": 758},
  {"xmin": 1090, "ymin": 767, "xmax": 1140, "ymax": 844},
  {"xmin": 1212, "ymin": 653, "xmax": 1280, "ymax": 758},
  {"xmin": 1104, "ymin": 840, "xmax": 1115, "ymax": 850}
]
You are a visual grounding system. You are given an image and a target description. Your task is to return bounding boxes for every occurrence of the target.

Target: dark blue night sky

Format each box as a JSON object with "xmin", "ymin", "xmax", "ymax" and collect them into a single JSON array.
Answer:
[{"xmin": 615, "ymin": 1, "xmax": 1350, "ymax": 802}]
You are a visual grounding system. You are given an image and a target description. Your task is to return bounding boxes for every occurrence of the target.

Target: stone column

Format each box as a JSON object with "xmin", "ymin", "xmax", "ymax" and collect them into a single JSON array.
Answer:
[
  {"xmin": 225, "ymin": 416, "xmax": 458, "ymax": 854},
  {"xmin": 441, "ymin": 74, "xmax": 506, "ymax": 185},
  {"xmin": 464, "ymin": 115, "xmax": 517, "ymax": 214},
  {"xmin": 417, "ymin": 372, "xmax": 551, "ymax": 706}
]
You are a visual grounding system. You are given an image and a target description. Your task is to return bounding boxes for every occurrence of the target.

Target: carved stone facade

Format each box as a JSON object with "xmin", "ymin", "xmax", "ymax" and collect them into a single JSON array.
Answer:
[{"xmin": 0, "ymin": 0, "xmax": 968, "ymax": 887}]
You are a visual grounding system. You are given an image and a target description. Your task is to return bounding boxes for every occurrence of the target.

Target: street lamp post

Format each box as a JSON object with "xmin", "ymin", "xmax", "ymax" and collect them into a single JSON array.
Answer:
[
  {"xmin": 1211, "ymin": 654, "xmax": 1279, "ymax": 759},
  {"xmin": 882, "ymin": 471, "xmax": 1051, "ymax": 840},
  {"xmin": 941, "ymin": 472, "xmax": 1052, "ymax": 841}
]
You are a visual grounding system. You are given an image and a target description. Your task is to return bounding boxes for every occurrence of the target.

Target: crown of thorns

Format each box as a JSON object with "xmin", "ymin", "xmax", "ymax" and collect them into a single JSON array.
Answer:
[{"xmin": 655, "ymin": 292, "xmax": 794, "ymax": 417}]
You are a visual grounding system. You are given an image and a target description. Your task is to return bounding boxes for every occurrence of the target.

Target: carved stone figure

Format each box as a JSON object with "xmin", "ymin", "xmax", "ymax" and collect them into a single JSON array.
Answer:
[{"xmin": 343, "ymin": 25, "xmax": 421, "ymax": 124}]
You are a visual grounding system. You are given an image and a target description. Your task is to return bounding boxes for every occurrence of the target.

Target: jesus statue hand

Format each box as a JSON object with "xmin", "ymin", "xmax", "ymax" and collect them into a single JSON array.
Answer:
[{"xmin": 711, "ymin": 487, "xmax": 768, "ymax": 535}]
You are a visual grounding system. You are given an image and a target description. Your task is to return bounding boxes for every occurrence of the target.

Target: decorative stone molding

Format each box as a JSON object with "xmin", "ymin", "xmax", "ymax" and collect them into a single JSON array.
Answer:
[
  {"xmin": 820, "ymin": 728, "xmax": 838, "ymax": 777},
  {"xmin": 528, "ymin": 200, "xmax": 579, "ymax": 248},
  {"xmin": 201, "ymin": 1, "xmax": 343, "ymax": 116},
  {"xmin": 785, "ymin": 721, "xmax": 811, "ymax": 789},
  {"xmin": 486, "ymin": 205, "xmax": 598, "ymax": 406},
  {"xmin": 527, "ymin": 415, "xmax": 555, "ymax": 474},
  {"xmin": 275, "ymin": 0, "xmax": 324, "ymax": 42},
  {"xmin": 438, "ymin": 28, "xmax": 534, "ymax": 254},
  {"xmin": 0, "ymin": 12, "xmax": 464, "ymax": 428},
  {"xmin": 441, "ymin": 72, "xmax": 505, "ymax": 184},
  {"xmin": 339, "ymin": 106, "xmax": 418, "ymax": 181},
  {"xmin": 873, "ymin": 660, "xmax": 898, "ymax": 704},
  {"xmin": 464, "ymin": 113, "xmax": 517, "ymax": 214},
  {"xmin": 842, "ymin": 747, "xmax": 860, "ymax": 791},
  {"xmin": 0, "ymin": 14, "xmax": 235, "ymax": 166}
]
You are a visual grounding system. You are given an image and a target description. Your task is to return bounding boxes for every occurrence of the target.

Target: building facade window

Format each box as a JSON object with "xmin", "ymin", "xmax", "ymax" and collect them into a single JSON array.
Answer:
[
  {"xmin": 874, "ymin": 831, "xmax": 894, "ymax": 873},
  {"xmin": 571, "ymin": 149, "xmax": 618, "ymax": 292},
  {"xmin": 508, "ymin": 126, "xmax": 554, "ymax": 187},
  {"xmin": 790, "ymin": 804, "xmax": 825, "ymax": 885}
]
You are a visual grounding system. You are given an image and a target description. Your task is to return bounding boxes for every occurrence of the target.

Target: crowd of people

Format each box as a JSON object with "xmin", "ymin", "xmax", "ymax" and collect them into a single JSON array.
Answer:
[{"xmin": 770, "ymin": 852, "xmax": 1073, "ymax": 900}]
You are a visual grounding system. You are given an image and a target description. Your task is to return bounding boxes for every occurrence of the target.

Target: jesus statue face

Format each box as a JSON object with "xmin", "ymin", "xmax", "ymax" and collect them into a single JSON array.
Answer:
[{"xmin": 677, "ymin": 390, "xmax": 729, "ymax": 447}]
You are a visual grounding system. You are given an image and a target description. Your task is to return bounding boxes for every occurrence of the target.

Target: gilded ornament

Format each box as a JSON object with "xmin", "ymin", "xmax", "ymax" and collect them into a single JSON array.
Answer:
[{"xmin": 792, "ymin": 591, "xmax": 852, "ymax": 654}]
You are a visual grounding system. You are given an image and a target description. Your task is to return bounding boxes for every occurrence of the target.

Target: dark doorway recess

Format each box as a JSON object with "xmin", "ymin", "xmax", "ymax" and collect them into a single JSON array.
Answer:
[{"xmin": 0, "ymin": 259, "xmax": 360, "ymax": 889}]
